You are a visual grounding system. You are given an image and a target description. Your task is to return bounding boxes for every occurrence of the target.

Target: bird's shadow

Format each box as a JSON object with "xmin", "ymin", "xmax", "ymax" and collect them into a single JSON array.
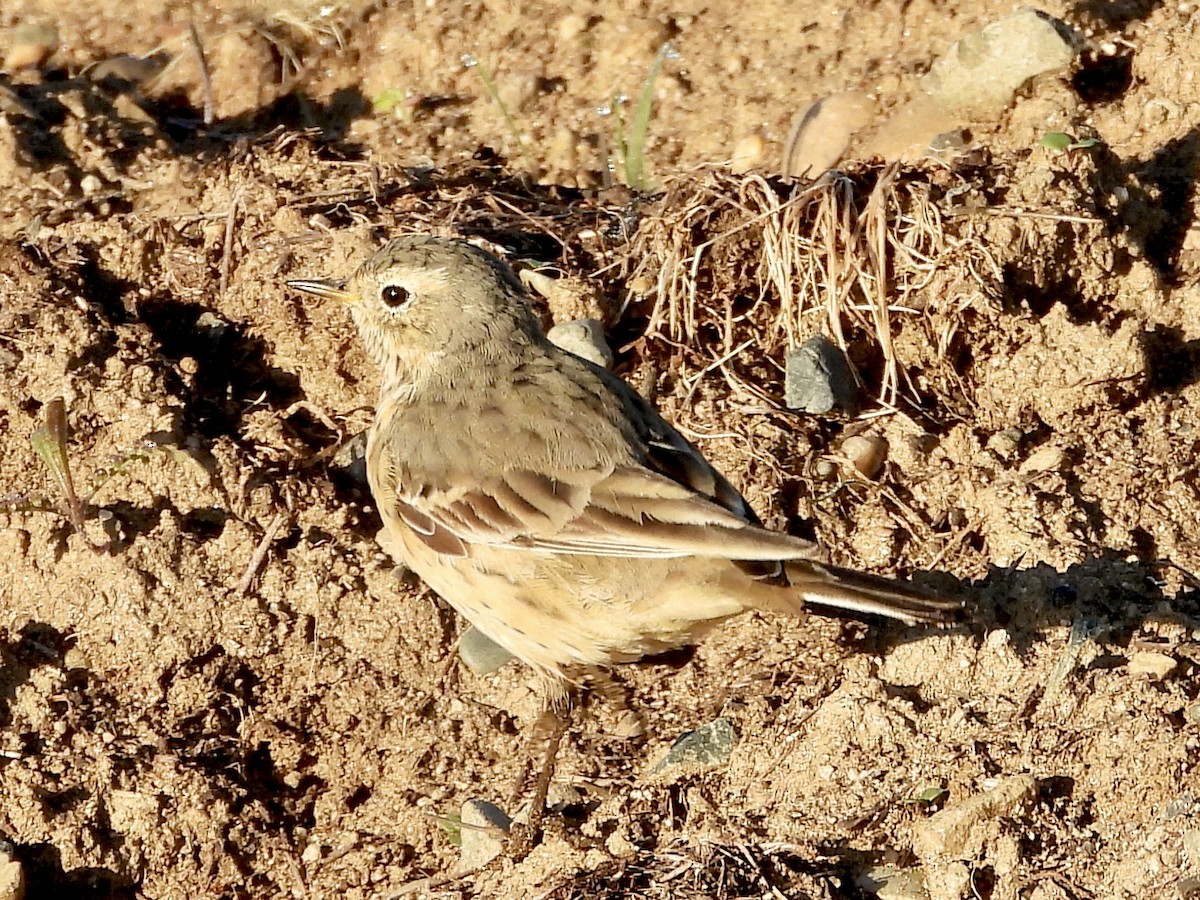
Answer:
[{"xmin": 860, "ymin": 552, "xmax": 1197, "ymax": 665}]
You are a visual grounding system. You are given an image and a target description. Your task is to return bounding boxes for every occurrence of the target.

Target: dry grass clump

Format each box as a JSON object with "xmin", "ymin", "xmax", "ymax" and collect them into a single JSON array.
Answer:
[{"xmin": 626, "ymin": 164, "xmax": 1001, "ymax": 406}]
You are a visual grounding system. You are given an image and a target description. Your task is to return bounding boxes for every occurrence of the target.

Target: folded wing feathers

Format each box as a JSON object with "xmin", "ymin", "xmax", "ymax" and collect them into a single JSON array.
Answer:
[{"xmin": 397, "ymin": 464, "xmax": 816, "ymax": 562}]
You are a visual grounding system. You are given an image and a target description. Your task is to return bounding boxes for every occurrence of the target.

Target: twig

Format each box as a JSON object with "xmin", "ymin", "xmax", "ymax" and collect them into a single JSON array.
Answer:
[
  {"xmin": 237, "ymin": 511, "xmax": 287, "ymax": 595},
  {"xmin": 219, "ymin": 187, "xmax": 244, "ymax": 299},
  {"xmin": 948, "ymin": 206, "xmax": 1104, "ymax": 224},
  {"xmin": 736, "ymin": 844, "xmax": 791, "ymax": 900},
  {"xmin": 187, "ymin": 20, "xmax": 214, "ymax": 126},
  {"xmin": 386, "ymin": 868, "xmax": 478, "ymax": 898}
]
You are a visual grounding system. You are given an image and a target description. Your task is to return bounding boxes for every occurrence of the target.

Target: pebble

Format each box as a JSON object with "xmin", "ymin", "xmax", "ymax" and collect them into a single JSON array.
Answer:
[
  {"xmin": 4, "ymin": 23, "xmax": 57, "ymax": 70},
  {"xmin": 330, "ymin": 431, "xmax": 369, "ymax": 486},
  {"xmin": 730, "ymin": 134, "xmax": 765, "ymax": 174},
  {"xmin": 859, "ymin": 865, "xmax": 929, "ymax": 900},
  {"xmin": 986, "ymin": 427, "xmax": 1022, "ymax": 458},
  {"xmin": 919, "ymin": 9, "xmax": 1077, "ymax": 117},
  {"xmin": 781, "ymin": 91, "xmax": 876, "ymax": 178},
  {"xmin": 927, "ymin": 128, "xmax": 968, "ymax": 159},
  {"xmin": 62, "ymin": 647, "xmax": 91, "ymax": 670},
  {"xmin": 547, "ymin": 318, "xmax": 614, "ymax": 369},
  {"xmin": 842, "ymin": 435, "xmax": 888, "ymax": 479},
  {"xmin": 784, "ymin": 334, "xmax": 859, "ymax": 414},
  {"xmin": 195, "ymin": 311, "xmax": 229, "ymax": 341},
  {"xmin": 1126, "ymin": 650, "xmax": 1177, "ymax": 680},
  {"xmin": 89, "ymin": 55, "xmax": 165, "ymax": 86},
  {"xmin": 458, "ymin": 626, "xmax": 516, "ymax": 675},
  {"xmin": 1018, "ymin": 444, "xmax": 1066, "ymax": 476},
  {"xmin": 650, "ymin": 717, "xmax": 738, "ymax": 777},
  {"xmin": 520, "ymin": 269, "xmax": 607, "ymax": 324},
  {"xmin": 557, "ymin": 14, "xmax": 590, "ymax": 43},
  {"xmin": 459, "ymin": 799, "xmax": 511, "ymax": 870}
]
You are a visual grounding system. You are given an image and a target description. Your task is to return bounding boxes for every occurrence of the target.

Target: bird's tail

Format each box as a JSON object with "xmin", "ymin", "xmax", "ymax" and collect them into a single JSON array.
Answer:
[{"xmin": 747, "ymin": 560, "xmax": 962, "ymax": 625}]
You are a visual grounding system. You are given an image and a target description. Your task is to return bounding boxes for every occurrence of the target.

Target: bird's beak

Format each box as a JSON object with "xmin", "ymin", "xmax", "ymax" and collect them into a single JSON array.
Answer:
[{"xmin": 286, "ymin": 278, "xmax": 360, "ymax": 304}]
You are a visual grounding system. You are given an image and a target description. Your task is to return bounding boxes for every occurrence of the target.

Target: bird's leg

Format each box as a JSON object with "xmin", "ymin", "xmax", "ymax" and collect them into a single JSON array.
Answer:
[{"xmin": 505, "ymin": 689, "xmax": 572, "ymax": 861}]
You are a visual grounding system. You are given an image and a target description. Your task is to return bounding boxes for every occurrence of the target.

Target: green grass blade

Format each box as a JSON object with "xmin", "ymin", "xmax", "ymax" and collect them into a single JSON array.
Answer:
[{"xmin": 625, "ymin": 42, "xmax": 676, "ymax": 193}]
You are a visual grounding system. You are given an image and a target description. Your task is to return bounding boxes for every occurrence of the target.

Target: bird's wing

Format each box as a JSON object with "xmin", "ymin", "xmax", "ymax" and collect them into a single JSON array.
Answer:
[
  {"xmin": 382, "ymin": 370, "xmax": 819, "ymax": 564},
  {"xmin": 391, "ymin": 463, "xmax": 815, "ymax": 561}
]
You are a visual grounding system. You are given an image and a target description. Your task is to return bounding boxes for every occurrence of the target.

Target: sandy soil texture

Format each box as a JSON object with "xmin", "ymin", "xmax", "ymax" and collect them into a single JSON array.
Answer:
[{"xmin": 1, "ymin": 1, "xmax": 1198, "ymax": 898}]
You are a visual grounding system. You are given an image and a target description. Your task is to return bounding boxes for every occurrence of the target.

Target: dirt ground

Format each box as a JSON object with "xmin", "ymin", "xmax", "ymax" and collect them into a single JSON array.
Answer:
[{"xmin": 0, "ymin": 0, "xmax": 1198, "ymax": 898}]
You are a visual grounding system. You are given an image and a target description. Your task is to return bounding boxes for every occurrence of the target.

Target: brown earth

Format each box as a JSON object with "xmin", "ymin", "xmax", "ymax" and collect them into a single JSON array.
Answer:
[{"xmin": 0, "ymin": 1, "xmax": 1198, "ymax": 898}]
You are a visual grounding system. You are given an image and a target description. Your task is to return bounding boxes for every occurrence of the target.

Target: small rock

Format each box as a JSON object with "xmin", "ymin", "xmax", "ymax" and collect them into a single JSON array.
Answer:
[
  {"xmin": 4, "ymin": 23, "xmax": 58, "ymax": 70},
  {"xmin": 0, "ymin": 842, "xmax": 22, "ymax": 900},
  {"xmin": 1184, "ymin": 704, "xmax": 1200, "ymax": 725},
  {"xmin": 1018, "ymin": 445, "xmax": 1066, "ymax": 475},
  {"xmin": 986, "ymin": 427, "xmax": 1022, "ymax": 458},
  {"xmin": 650, "ymin": 717, "xmax": 738, "ymax": 777},
  {"xmin": 843, "ymin": 435, "xmax": 888, "ymax": 479},
  {"xmin": 1165, "ymin": 794, "xmax": 1196, "ymax": 820},
  {"xmin": 547, "ymin": 318, "xmax": 614, "ymax": 369},
  {"xmin": 920, "ymin": 9, "xmax": 1077, "ymax": 117},
  {"xmin": 195, "ymin": 311, "xmax": 229, "ymax": 340},
  {"xmin": 520, "ymin": 268, "xmax": 608, "ymax": 323},
  {"xmin": 1126, "ymin": 650, "xmax": 1177, "ymax": 680},
  {"xmin": 815, "ymin": 459, "xmax": 838, "ymax": 479},
  {"xmin": 606, "ymin": 829, "xmax": 638, "ymax": 858},
  {"xmin": 331, "ymin": 431, "xmax": 369, "ymax": 486},
  {"xmin": 782, "ymin": 91, "xmax": 876, "ymax": 178},
  {"xmin": 458, "ymin": 626, "xmax": 516, "ymax": 675},
  {"xmin": 859, "ymin": 865, "xmax": 929, "ymax": 900},
  {"xmin": 546, "ymin": 782, "xmax": 584, "ymax": 811},
  {"xmin": 1183, "ymin": 829, "xmax": 1200, "ymax": 865},
  {"xmin": 89, "ymin": 54, "xmax": 166, "ymax": 86},
  {"xmin": 459, "ymin": 799, "xmax": 511, "ymax": 870},
  {"xmin": 730, "ymin": 134, "xmax": 765, "ymax": 174},
  {"xmin": 913, "ymin": 775, "xmax": 1038, "ymax": 860},
  {"xmin": 860, "ymin": 94, "xmax": 958, "ymax": 161},
  {"xmin": 927, "ymin": 129, "xmax": 969, "ymax": 158},
  {"xmin": 62, "ymin": 647, "xmax": 91, "ymax": 670},
  {"xmin": 784, "ymin": 334, "xmax": 859, "ymax": 414},
  {"xmin": 557, "ymin": 14, "xmax": 590, "ymax": 42}
]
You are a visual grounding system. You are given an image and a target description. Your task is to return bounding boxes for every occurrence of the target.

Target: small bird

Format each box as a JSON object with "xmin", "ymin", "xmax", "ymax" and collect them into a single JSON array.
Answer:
[{"xmin": 289, "ymin": 235, "xmax": 961, "ymax": 698}]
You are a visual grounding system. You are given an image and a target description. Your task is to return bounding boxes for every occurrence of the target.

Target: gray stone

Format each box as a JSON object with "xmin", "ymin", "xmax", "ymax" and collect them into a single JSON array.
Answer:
[
  {"xmin": 458, "ymin": 626, "xmax": 516, "ymax": 675},
  {"xmin": 784, "ymin": 334, "xmax": 859, "ymax": 414},
  {"xmin": 651, "ymin": 717, "xmax": 738, "ymax": 776},
  {"xmin": 330, "ymin": 431, "xmax": 368, "ymax": 486},
  {"xmin": 920, "ymin": 9, "xmax": 1077, "ymax": 117},
  {"xmin": 195, "ymin": 311, "xmax": 230, "ymax": 340},
  {"xmin": 547, "ymin": 318, "xmax": 614, "ymax": 369},
  {"xmin": 859, "ymin": 865, "xmax": 929, "ymax": 900},
  {"xmin": 459, "ymin": 799, "xmax": 511, "ymax": 870}
]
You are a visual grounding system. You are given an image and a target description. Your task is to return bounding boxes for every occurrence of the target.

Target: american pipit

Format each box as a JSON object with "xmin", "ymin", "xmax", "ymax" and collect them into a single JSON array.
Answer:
[{"xmin": 289, "ymin": 235, "xmax": 961, "ymax": 696}]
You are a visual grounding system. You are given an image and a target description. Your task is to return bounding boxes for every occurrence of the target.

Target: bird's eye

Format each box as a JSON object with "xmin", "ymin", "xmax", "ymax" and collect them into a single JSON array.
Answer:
[{"xmin": 381, "ymin": 284, "xmax": 410, "ymax": 309}]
